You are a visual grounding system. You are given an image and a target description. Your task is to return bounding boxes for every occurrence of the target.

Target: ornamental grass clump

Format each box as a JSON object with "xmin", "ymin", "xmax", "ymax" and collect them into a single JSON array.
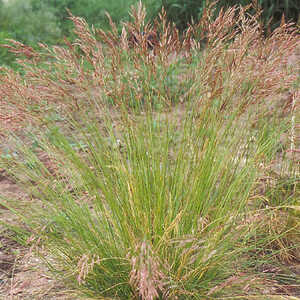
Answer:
[
  {"xmin": 1, "ymin": 103, "xmax": 284, "ymax": 298},
  {"xmin": 0, "ymin": 2, "xmax": 299, "ymax": 299}
]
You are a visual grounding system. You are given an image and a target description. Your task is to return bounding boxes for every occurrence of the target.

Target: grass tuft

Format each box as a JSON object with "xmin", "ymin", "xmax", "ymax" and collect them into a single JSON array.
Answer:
[{"xmin": 0, "ymin": 2, "xmax": 299, "ymax": 299}]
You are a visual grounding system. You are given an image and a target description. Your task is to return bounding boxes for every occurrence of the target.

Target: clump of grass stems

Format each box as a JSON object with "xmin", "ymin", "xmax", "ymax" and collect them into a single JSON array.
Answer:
[
  {"xmin": 0, "ymin": 101, "xmax": 287, "ymax": 299},
  {"xmin": 0, "ymin": 2, "xmax": 299, "ymax": 299}
]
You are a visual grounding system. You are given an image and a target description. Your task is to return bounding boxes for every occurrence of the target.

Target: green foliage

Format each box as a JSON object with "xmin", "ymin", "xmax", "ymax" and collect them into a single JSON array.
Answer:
[
  {"xmin": 0, "ymin": 31, "xmax": 16, "ymax": 66},
  {"xmin": 161, "ymin": 0, "xmax": 206, "ymax": 30},
  {"xmin": 0, "ymin": 0, "xmax": 61, "ymax": 67},
  {"xmin": 0, "ymin": 0, "xmax": 138, "ymax": 67},
  {"xmin": 161, "ymin": 0, "xmax": 300, "ymax": 31},
  {"xmin": 0, "ymin": 0, "xmax": 61, "ymax": 44},
  {"xmin": 30, "ymin": 0, "xmax": 138, "ymax": 35}
]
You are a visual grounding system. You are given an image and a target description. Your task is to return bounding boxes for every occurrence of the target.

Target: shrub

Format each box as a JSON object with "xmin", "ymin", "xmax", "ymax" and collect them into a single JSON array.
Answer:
[
  {"xmin": 30, "ymin": 0, "xmax": 138, "ymax": 35},
  {"xmin": 160, "ymin": 0, "xmax": 300, "ymax": 31},
  {"xmin": 0, "ymin": 0, "xmax": 61, "ymax": 67},
  {"xmin": 0, "ymin": 0, "xmax": 61, "ymax": 44}
]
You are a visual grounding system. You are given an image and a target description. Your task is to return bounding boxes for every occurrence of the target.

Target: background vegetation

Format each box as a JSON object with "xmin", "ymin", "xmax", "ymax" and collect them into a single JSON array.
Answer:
[
  {"xmin": 0, "ymin": 0, "xmax": 299, "ymax": 67},
  {"xmin": 162, "ymin": 0, "xmax": 300, "ymax": 30}
]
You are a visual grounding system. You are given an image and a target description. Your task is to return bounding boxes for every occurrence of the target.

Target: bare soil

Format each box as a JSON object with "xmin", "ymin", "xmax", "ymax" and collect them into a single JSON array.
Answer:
[{"xmin": 0, "ymin": 172, "xmax": 74, "ymax": 299}]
